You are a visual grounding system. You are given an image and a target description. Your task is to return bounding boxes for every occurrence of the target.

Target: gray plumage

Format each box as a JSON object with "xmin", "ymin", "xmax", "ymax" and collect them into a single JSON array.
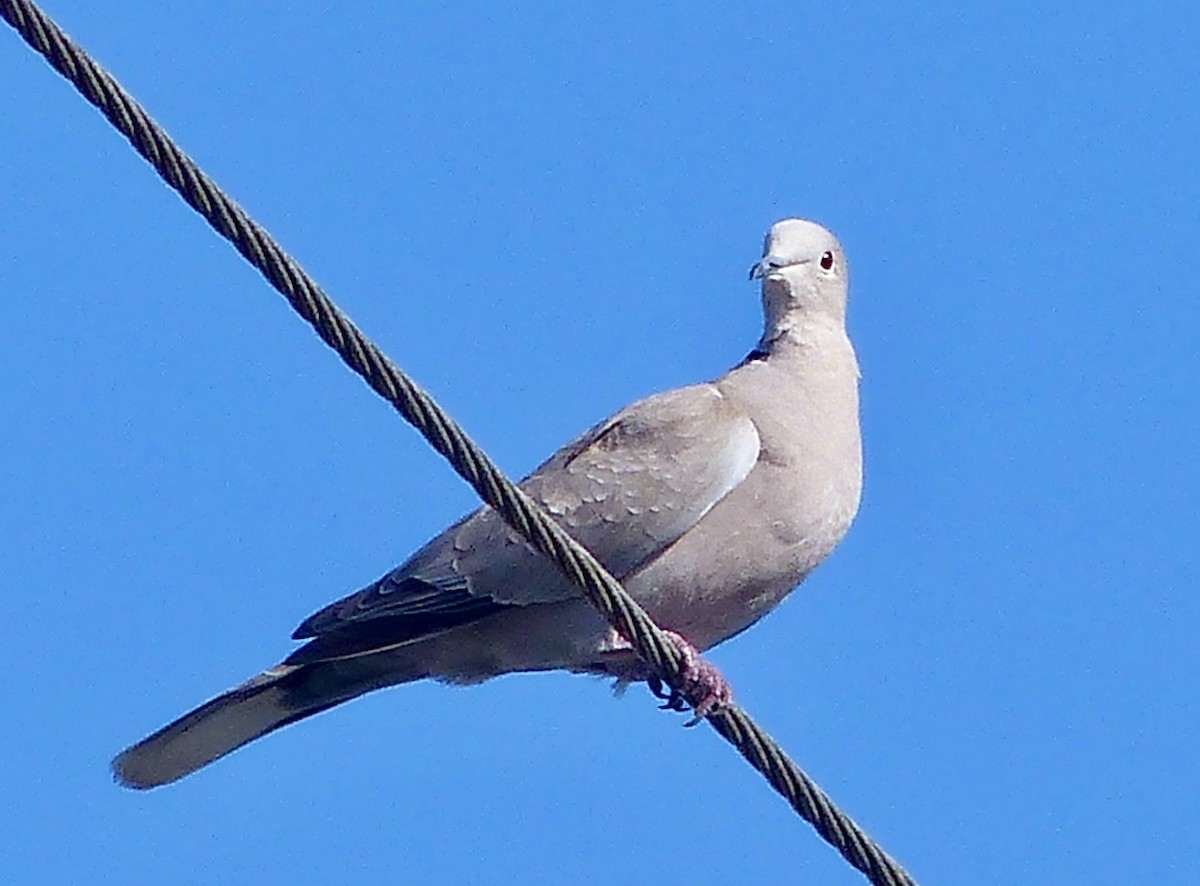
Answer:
[{"xmin": 113, "ymin": 218, "xmax": 863, "ymax": 789}]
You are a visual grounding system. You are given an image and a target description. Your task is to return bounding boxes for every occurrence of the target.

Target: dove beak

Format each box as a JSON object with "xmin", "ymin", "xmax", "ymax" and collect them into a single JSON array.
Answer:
[
  {"xmin": 749, "ymin": 256, "xmax": 806, "ymax": 280},
  {"xmin": 748, "ymin": 258, "xmax": 775, "ymax": 280}
]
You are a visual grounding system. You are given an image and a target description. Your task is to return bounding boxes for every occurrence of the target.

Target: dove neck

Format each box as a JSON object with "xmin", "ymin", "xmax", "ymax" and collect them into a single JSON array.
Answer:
[
  {"xmin": 759, "ymin": 277, "xmax": 846, "ymax": 347},
  {"xmin": 756, "ymin": 314, "xmax": 853, "ymax": 362}
]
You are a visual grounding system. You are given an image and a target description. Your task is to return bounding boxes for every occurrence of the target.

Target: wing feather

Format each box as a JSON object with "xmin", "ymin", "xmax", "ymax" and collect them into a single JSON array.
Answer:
[{"xmin": 290, "ymin": 383, "xmax": 760, "ymax": 659}]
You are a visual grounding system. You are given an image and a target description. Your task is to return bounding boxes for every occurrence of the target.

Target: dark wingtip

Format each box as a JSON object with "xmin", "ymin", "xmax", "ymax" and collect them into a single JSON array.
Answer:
[
  {"xmin": 292, "ymin": 599, "xmax": 348, "ymax": 639},
  {"xmin": 291, "ymin": 603, "xmax": 341, "ymax": 639},
  {"xmin": 111, "ymin": 748, "xmax": 160, "ymax": 791}
]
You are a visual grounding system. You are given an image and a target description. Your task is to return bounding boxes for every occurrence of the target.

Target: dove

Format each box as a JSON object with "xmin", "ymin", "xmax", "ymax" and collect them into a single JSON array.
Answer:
[{"xmin": 113, "ymin": 218, "xmax": 863, "ymax": 789}]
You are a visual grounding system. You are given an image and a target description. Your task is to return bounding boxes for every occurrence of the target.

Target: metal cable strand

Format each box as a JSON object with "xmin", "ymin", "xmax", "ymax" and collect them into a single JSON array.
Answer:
[{"xmin": 2, "ymin": 3, "xmax": 916, "ymax": 883}]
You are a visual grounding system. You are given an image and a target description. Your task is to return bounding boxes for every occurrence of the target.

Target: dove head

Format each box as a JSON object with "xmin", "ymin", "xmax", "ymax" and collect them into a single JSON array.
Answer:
[{"xmin": 749, "ymin": 218, "xmax": 849, "ymax": 346}]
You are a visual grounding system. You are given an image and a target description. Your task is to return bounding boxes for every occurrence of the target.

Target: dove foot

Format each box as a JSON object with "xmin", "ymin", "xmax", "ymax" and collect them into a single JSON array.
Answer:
[{"xmin": 645, "ymin": 631, "xmax": 733, "ymax": 726}]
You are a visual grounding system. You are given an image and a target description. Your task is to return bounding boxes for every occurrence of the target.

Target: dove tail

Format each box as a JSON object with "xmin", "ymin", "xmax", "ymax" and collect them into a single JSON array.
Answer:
[{"xmin": 112, "ymin": 657, "xmax": 423, "ymax": 789}]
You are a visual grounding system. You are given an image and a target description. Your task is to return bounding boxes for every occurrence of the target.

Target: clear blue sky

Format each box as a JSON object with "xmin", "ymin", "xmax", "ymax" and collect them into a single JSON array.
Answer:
[{"xmin": 2, "ymin": 4, "xmax": 1197, "ymax": 884}]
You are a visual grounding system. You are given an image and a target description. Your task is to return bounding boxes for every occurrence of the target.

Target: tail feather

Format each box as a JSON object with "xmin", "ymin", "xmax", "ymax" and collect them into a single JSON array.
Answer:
[{"xmin": 112, "ymin": 656, "xmax": 419, "ymax": 789}]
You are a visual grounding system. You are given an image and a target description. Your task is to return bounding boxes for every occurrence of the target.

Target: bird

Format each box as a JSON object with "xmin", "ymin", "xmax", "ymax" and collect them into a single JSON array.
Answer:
[{"xmin": 113, "ymin": 218, "xmax": 863, "ymax": 789}]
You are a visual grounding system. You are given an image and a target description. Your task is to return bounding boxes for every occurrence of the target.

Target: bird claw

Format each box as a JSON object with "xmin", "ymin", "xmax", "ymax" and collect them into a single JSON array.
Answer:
[
  {"xmin": 649, "ymin": 631, "xmax": 734, "ymax": 726},
  {"xmin": 647, "ymin": 674, "xmax": 690, "ymax": 713}
]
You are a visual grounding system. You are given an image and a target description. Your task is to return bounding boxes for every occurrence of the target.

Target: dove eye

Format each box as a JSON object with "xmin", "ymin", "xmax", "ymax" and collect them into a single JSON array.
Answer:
[{"xmin": 819, "ymin": 251, "xmax": 835, "ymax": 271}]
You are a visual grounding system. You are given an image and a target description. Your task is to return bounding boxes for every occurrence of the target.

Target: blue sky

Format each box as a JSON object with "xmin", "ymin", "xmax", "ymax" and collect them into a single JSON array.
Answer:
[{"xmin": 2, "ymin": 3, "xmax": 1198, "ymax": 884}]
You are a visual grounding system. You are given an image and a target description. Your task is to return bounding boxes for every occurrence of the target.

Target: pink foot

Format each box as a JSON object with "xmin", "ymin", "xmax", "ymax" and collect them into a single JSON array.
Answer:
[{"xmin": 647, "ymin": 631, "xmax": 734, "ymax": 726}]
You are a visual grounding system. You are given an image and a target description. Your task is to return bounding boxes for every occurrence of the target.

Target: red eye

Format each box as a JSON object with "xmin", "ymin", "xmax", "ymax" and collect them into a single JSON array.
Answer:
[{"xmin": 820, "ymin": 251, "xmax": 835, "ymax": 271}]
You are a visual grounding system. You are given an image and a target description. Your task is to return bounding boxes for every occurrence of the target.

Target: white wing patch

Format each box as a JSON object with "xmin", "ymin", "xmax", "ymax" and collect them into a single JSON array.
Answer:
[{"xmin": 702, "ymin": 415, "xmax": 760, "ymax": 519}]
